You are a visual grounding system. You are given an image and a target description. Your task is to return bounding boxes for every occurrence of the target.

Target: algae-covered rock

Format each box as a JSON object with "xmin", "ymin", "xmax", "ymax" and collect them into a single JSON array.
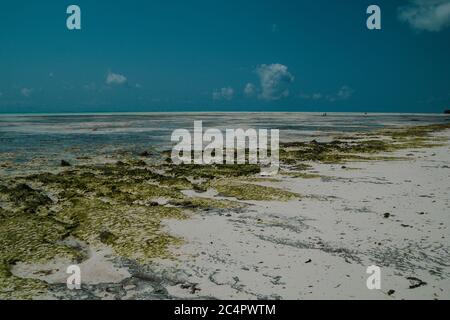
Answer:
[
  {"xmin": 0, "ymin": 261, "xmax": 48, "ymax": 300},
  {"xmin": 210, "ymin": 180, "xmax": 299, "ymax": 201},
  {"xmin": 280, "ymin": 123, "xmax": 450, "ymax": 165},
  {"xmin": 0, "ymin": 215, "xmax": 81, "ymax": 264},
  {"xmin": 167, "ymin": 163, "xmax": 260, "ymax": 179},
  {"xmin": 61, "ymin": 197, "xmax": 187, "ymax": 262},
  {"xmin": 169, "ymin": 197, "xmax": 242, "ymax": 210},
  {"xmin": 0, "ymin": 183, "xmax": 52, "ymax": 214},
  {"xmin": 60, "ymin": 160, "xmax": 71, "ymax": 167}
]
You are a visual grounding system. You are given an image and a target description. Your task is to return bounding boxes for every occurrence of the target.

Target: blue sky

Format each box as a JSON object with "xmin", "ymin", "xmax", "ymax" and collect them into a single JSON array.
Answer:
[{"xmin": 0, "ymin": 0, "xmax": 449, "ymax": 113}]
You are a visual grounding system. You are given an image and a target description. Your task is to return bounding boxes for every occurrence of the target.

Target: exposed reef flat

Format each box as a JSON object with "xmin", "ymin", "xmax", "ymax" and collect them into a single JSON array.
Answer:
[{"xmin": 0, "ymin": 123, "xmax": 449, "ymax": 299}]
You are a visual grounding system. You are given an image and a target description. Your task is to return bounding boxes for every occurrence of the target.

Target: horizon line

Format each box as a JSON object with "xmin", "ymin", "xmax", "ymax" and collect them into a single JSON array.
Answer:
[{"xmin": 0, "ymin": 111, "xmax": 449, "ymax": 117}]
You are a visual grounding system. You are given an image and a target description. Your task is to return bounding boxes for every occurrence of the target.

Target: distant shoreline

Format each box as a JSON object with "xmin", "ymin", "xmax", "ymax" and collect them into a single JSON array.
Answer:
[{"xmin": 0, "ymin": 111, "xmax": 449, "ymax": 117}]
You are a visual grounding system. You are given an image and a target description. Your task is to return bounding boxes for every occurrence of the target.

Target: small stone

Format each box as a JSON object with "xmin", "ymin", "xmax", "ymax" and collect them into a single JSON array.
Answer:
[
  {"xmin": 180, "ymin": 283, "xmax": 191, "ymax": 289},
  {"xmin": 60, "ymin": 160, "xmax": 71, "ymax": 167},
  {"xmin": 99, "ymin": 230, "xmax": 117, "ymax": 244},
  {"xmin": 383, "ymin": 212, "xmax": 390, "ymax": 218},
  {"xmin": 407, "ymin": 277, "xmax": 427, "ymax": 289},
  {"xmin": 135, "ymin": 160, "xmax": 147, "ymax": 166}
]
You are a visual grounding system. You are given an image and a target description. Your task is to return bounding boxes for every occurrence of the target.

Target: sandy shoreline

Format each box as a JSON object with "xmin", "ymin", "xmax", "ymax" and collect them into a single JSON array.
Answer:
[{"xmin": 163, "ymin": 130, "xmax": 450, "ymax": 299}]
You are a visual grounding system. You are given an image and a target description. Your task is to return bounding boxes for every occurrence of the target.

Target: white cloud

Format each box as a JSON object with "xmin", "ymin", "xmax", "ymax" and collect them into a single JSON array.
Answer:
[
  {"xmin": 21, "ymin": 88, "xmax": 33, "ymax": 97},
  {"xmin": 213, "ymin": 87, "xmax": 234, "ymax": 100},
  {"xmin": 335, "ymin": 85, "xmax": 354, "ymax": 100},
  {"xmin": 300, "ymin": 86, "xmax": 354, "ymax": 102},
  {"xmin": 106, "ymin": 71, "xmax": 127, "ymax": 85},
  {"xmin": 244, "ymin": 83, "xmax": 256, "ymax": 97},
  {"xmin": 399, "ymin": 0, "xmax": 450, "ymax": 32},
  {"xmin": 256, "ymin": 63, "xmax": 294, "ymax": 100},
  {"xmin": 83, "ymin": 82, "xmax": 97, "ymax": 91},
  {"xmin": 312, "ymin": 93, "xmax": 323, "ymax": 100}
]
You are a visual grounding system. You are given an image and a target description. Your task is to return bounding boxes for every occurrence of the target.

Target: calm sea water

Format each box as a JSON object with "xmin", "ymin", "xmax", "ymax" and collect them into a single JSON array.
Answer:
[{"xmin": 0, "ymin": 112, "xmax": 449, "ymax": 167}]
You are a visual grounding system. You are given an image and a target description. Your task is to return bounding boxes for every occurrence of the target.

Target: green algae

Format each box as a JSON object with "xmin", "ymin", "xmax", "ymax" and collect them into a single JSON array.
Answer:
[
  {"xmin": 284, "ymin": 172, "xmax": 321, "ymax": 179},
  {"xmin": 280, "ymin": 123, "xmax": 450, "ymax": 166},
  {"xmin": 65, "ymin": 198, "xmax": 187, "ymax": 262},
  {"xmin": 169, "ymin": 197, "xmax": 243, "ymax": 210},
  {"xmin": 167, "ymin": 163, "xmax": 260, "ymax": 179},
  {"xmin": 0, "ymin": 261, "xmax": 48, "ymax": 300},
  {"xmin": 1, "ymin": 156, "xmax": 262, "ymax": 294},
  {"xmin": 210, "ymin": 180, "xmax": 299, "ymax": 201},
  {"xmin": 291, "ymin": 163, "xmax": 313, "ymax": 171},
  {"xmin": 0, "ymin": 212, "xmax": 82, "ymax": 299},
  {"xmin": 0, "ymin": 162, "xmax": 197, "ymax": 298},
  {"xmin": 0, "ymin": 215, "xmax": 81, "ymax": 264},
  {"xmin": 239, "ymin": 176, "xmax": 282, "ymax": 183},
  {"xmin": 0, "ymin": 183, "xmax": 52, "ymax": 214},
  {"xmin": 379, "ymin": 123, "xmax": 450, "ymax": 138}
]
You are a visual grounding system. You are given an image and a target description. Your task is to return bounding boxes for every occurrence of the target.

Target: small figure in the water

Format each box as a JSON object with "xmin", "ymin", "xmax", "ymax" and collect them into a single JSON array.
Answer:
[{"xmin": 322, "ymin": 112, "xmax": 327, "ymax": 117}]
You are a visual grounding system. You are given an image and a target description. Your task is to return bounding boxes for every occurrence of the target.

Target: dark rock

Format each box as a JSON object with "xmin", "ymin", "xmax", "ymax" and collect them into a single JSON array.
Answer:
[
  {"xmin": 8, "ymin": 183, "xmax": 52, "ymax": 213},
  {"xmin": 383, "ymin": 212, "xmax": 390, "ymax": 218},
  {"xmin": 407, "ymin": 277, "xmax": 427, "ymax": 289},
  {"xmin": 180, "ymin": 283, "xmax": 200, "ymax": 294},
  {"xmin": 387, "ymin": 289, "xmax": 395, "ymax": 295},
  {"xmin": 60, "ymin": 160, "xmax": 71, "ymax": 167},
  {"xmin": 192, "ymin": 184, "xmax": 207, "ymax": 193},
  {"xmin": 139, "ymin": 151, "xmax": 150, "ymax": 157},
  {"xmin": 190, "ymin": 284, "xmax": 201, "ymax": 294},
  {"xmin": 444, "ymin": 110, "xmax": 450, "ymax": 114},
  {"xmin": 99, "ymin": 230, "xmax": 117, "ymax": 245},
  {"xmin": 135, "ymin": 160, "xmax": 147, "ymax": 166}
]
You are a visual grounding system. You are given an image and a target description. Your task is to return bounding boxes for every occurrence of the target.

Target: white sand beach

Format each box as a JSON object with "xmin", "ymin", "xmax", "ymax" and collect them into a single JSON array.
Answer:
[{"xmin": 161, "ymin": 130, "xmax": 450, "ymax": 299}]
